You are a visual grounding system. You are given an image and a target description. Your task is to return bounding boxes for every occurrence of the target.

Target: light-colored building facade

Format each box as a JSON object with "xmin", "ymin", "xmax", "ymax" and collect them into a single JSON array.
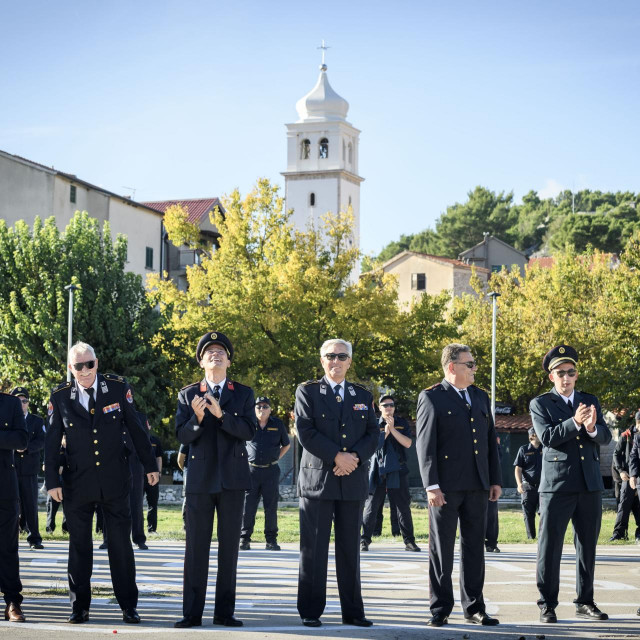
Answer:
[
  {"xmin": 0, "ymin": 149, "xmax": 164, "ymax": 280},
  {"xmin": 458, "ymin": 234, "xmax": 528, "ymax": 275},
  {"xmin": 282, "ymin": 61, "xmax": 363, "ymax": 264},
  {"xmin": 379, "ymin": 250, "xmax": 489, "ymax": 308}
]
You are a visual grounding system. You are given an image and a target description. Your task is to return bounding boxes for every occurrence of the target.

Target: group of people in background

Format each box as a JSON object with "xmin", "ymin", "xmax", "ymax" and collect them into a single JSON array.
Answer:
[{"xmin": 1, "ymin": 334, "xmax": 639, "ymax": 628}]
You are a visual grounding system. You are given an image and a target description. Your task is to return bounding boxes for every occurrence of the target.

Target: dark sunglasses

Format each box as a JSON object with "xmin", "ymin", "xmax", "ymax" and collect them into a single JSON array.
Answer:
[
  {"xmin": 554, "ymin": 369, "xmax": 577, "ymax": 378},
  {"xmin": 20, "ymin": 398, "xmax": 29, "ymax": 404},
  {"xmin": 456, "ymin": 360, "xmax": 477, "ymax": 369},
  {"xmin": 256, "ymin": 404, "xmax": 270, "ymax": 410},
  {"xmin": 380, "ymin": 402, "xmax": 395, "ymax": 408},
  {"xmin": 323, "ymin": 353, "xmax": 350, "ymax": 361},
  {"xmin": 72, "ymin": 360, "xmax": 96, "ymax": 371}
]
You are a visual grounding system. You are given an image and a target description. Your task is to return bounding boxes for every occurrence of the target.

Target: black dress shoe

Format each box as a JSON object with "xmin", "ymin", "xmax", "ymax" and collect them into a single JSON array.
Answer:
[
  {"xmin": 122, "ymin": 608, "xmax": 141, "ymax": 623},
  {"xmin": 265, "ymin": 542, "xmax": 281, "ymax": 550},
  {"xmin": 30, "ymin": 543, "xmax": 44, "ymax": 549},
  {"xmin": 464, "ymin": 611, "xmax": 499, "ymax": 625},
  {"xmin": 539, "ymin": 606, "xmax": 557, "ymax": 623},
  {"xmin": 405, "ymin": 541, "xmax": 421, "ymax": 552},
  {"xmin": 360, "ymin": 540, "xmax": 369, "ymax": 551},
  {"xmin": 239, "ymin": 539, "xmax": 250, "ymax": 550},
  {"xmin": 174, "ymin": 616, "xmax": 202, "ymax": 628},
  {"xmin": 636, "ymin": 606, "xmax": 640, "ymax": 616},
  {"xmin": 98, "ymin": 542, "xmax": 108, "ymax": 549},
  {"xmin": 68, "ymin": 610, "xmax": 90, "ymax": 624},
  {"xmin": 485, "ymin": 545, "xmax": 501, "ymax": 553},
  {"xmin": 302, "ymin": 617, "xmax": 322, "ymax": 627},
  {"xmin": 427, "ymin": 613, "xmax": 448, "ymax": 627},
  {"xmin": 136, "ymin": 543, "xmax": 149, "ymax": 550},
  {"xmin": 342, "ymin": 616, "xmax": 372, "ymax": 627},
  {"xmin": 609, "ymin": 534, "xmax": 626, "ymax": 542},
  {"xmin": 576, "ymin": 602, "xmax": 608, "ymax": 620},
  {"xmin": 213, "ymin": 615, "xmax": 243, "ymax": 626}
]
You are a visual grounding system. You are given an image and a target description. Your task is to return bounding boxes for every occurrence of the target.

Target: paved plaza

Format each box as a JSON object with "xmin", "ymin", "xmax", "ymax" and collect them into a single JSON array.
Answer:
[{"xmin": 2, "ymin": 539, "xmax": 639, "ymax": 639}]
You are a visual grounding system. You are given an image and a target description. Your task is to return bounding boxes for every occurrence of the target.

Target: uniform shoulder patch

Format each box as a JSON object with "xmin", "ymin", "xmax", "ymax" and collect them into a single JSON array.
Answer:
[
  {"xmin": 52, "ymin": 381, "xmax": 71, "ymax": 394},
  {"xmin": 180, "ymin": 381, "xmax": 200, "ymax": 392},
  {"xmin": 302, "ymin": 379, "xmax": 320, "ymax": 386},
  {"xmin": 104, "ymin": 373, "xmax": 126, "ymax": 383},
  {"xmin": 424, "ymin": 383, "xmax": 441, "ymax": 391},
  {"xmin": 350, "ymin": 382, "xmax": 369, "ymax": 391}
]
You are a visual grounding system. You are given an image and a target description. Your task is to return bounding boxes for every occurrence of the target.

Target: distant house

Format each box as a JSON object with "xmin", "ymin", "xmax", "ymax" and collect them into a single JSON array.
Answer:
[
  {"xmin": 458, "ymin": 234, "xmax": 528, "ymax": 275},
  {"xmin": 376, "ymin": 250, "xmax": 489, "ymax": 307},
  {"xmin": 142, "ymin": 198, "xmax": 223, "ymax": 291},
  {"xmin": 0, "ymin": 149, "xmax": 164, "ymax": 279}
]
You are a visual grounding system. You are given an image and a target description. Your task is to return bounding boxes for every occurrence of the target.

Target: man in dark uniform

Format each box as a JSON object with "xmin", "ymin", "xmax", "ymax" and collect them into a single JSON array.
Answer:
[
  {"xmin": 416, "ymin": 343, "xmax": 502, "ymax": 627},
  {"xmin": 514, "ymin": 427, "xmax": 543, "ymax": 539},
  {"xmin": 174, "ymin": 331, "xmax": 256, "ymax": 629},
  {"xmin": 629, "ymin": 427, "xmax": 640, "ymax": 615},
  {"xmin": 11, "ymin": 387, "xmax": 45, "ymax": 550},
  {"xmin": 295, "ymin": 338, "xmax": 378, "ymax": 628},
  {"xmin": 0, "ymin": 389, "xmax": 28, "ymax": 622},
  {"xmin": 610, "ymin": 414, "xmax": 640, "ymax": 541},
  {"xmin": 530, "ymin": 345, "xmax": 612, "ymax": 623},
  {"xmin": 361, "ymin": 394, "xmax": 420, "ymax": 552},
  {"xmin": 45, "ymin": 341, "xmax": 159, "ymax": 624},
  {"xmin": 144, "ymin": 417, "xmax": 163, "ymax": 533},
  {"xmin": 240, "ymin": 396, "xmax": 290, "ymax": 551}
]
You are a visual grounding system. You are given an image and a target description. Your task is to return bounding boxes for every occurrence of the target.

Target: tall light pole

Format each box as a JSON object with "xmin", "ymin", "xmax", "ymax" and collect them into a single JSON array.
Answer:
[
  {"xmin": 487, "ymin": 292, "xmax": 501, "ymax": 420},
  {"xmin": 64, "ymin": 284, "xmax": 79, "ymax": 381}
]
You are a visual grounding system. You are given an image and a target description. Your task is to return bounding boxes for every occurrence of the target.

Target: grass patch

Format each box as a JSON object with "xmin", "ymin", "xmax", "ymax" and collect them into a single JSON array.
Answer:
[{"xmin": 31, "ymin": 503, "xmax": 631, "ymax": 545}]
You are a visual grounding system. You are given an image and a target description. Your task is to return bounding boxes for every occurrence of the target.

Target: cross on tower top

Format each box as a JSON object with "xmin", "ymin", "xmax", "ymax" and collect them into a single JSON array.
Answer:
[{"xmin": 317, "ymin": 39, "xmax": 330, "ymax": 70}]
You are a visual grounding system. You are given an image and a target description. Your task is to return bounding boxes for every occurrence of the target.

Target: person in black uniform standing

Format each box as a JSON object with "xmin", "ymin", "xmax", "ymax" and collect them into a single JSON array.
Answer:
[
  {"xmin": 610, "ymin": 415, "xmax": 640, "ymax": 541},
  {"xmin": 0, "ymin": 389, "xmax": 28, "ymax": 622},
  {"xmin": 514, "ymin": 427, "xmax": 543, "ymax": 539},
  {"xmin": 629, "ymin": 428, "xmax": 640, "ymax": 616},
  {"xmin": 530, "ymin": 345, "xmax": 612, "ymax": 624},
  {"xmin": 361, "ymin": 394, "xmax": 420, "ymax": 552},
  {"xmin": 45, "ymin": 341, "xmax": 159, "ymax": 625},
  {"xmin": 144, "ymin": 417, "xmax": 163, "ymax": 534},
  {"xmin": 295, "ymin": 338, "xmax": 378, "ymax": 628},
  {"xmin": 416, "ymin": 343, "xmax": 502, "ymax": 628},
  {"xmin": 240, "ymin": 396, "xmax": 290, "ymax": 551},
  {"xmin": 11, "ymin": 387, "xmax": 45, "ymax": 550},
  {"xmin": 174, "ymin": 331, "xmax": 256, "ymax": 629}
]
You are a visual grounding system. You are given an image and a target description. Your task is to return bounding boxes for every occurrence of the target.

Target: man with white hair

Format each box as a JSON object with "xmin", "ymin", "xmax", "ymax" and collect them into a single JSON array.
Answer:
[
  {"xmin": 45, "ymin": 342, "xmax": 159, "ymax": 625},
  {"xmin": 295, "ymin": 338, "xmax": 378, "ymax": 628}
]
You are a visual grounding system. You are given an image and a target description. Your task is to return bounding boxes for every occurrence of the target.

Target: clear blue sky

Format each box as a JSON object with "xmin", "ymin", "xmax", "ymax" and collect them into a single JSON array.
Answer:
[{"xmin": 1, "ymin": 1, "xmax": 638, "ymax": 256}]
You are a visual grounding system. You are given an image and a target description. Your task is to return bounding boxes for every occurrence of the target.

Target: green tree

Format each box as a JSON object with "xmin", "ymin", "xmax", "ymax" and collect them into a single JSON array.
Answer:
[{"xmin": 0, "ymin": 212, "xmax": 172, "ymax": 438}]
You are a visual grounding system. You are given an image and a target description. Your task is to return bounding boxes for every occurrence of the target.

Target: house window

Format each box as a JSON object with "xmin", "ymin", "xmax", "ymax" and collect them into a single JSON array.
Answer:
[
  {"xmin": 309, "ymin": 193, "xmax": 316, "ymax": 207},
  {"xmin": 300, "ymin": 139, "xmax": 310, "ymax": 159},
  {"xmin": 70, "ymin": 185, "xmax": 77, "ymax": 203},
  {"xmin": 145, "ymin": 247, "xmax": 153, "ymax": 270},
  {"xmin": 319, "ymin": 138, "xmax": 329, "ymax": 159},
  {"xmin": 411, "ymin": 273, "xmax": 426, "ymax": 290},
  {"xmin": 491, "ymin": 265, "xmax": 504, "ymax": 272}
]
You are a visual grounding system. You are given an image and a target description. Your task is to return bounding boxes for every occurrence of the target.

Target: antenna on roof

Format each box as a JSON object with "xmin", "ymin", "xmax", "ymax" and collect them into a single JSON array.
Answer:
[{"xmin": 122, "ymin": 186, "xmax": 137, "ymax": 200}]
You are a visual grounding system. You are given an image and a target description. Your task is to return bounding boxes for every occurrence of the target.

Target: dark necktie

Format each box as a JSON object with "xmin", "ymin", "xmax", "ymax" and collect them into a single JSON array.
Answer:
[
  {"xmin": 334, "ymin": 384, "xmax": 343, "ymax": 417},
  {"xmin": 567, "ymin": 399, "xmax": 573, "ymax": 411},
  {"xmin": 213, "ymin": 385, "xmax": 221, "ymax": 401},
  {"xmin": 459, "ymin": 388, "xmax": 471, "ymax": 409},
  {"xmin": 86, "ymin": 387, "xmax": 96, "ymax": 417}
]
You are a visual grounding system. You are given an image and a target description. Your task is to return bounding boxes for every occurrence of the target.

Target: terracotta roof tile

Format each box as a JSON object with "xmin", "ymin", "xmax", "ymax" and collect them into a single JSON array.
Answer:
[
  {"xmin": 142, "ymin": 198, "xmax": 223, "ymax": 224},
  {"xmin": 495, "ymin": 414, "xmax": 532, "ymax": 432}
]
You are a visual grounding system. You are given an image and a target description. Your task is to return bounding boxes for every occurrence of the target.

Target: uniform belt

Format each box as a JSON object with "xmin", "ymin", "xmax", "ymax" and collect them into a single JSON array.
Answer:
[{"xmin": 249, "ymin": 461, "xmax": 279, "ymax": 468}]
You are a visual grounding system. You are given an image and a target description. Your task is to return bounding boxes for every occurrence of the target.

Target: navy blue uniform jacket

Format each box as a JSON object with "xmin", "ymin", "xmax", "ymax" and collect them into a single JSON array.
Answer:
[
  {"xmin": 295, "ymin": 377, "xmax": 378, "ymax": 501},
  {"xmin": 0, "ymin": 393, "xmax": 28, "ymax": 500},
  {"xmin": 629, "ymin": 431, "xmax": 640, "ymax": 478},
  {"xmin": 15, "ymin": 413, "xmax": 45, "ymax": 476},
  {"xmin": 176, "ymin": 378, "xmax": 256, "ymax": 493},
  {"xmin": 529, "ymin": 388, "xmax": 612, "ymax": 493},
  {"xmin": 416, "ymin": 380, "xmax": 502, "ymax": 491},
  {"xmin": 45, "ymin": 374, "xmax": 158, "ymax": 503}
]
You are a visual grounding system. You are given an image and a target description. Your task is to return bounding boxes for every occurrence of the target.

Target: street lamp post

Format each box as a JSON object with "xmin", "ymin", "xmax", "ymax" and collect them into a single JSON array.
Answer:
[
  {"xmin": 64, "ymin": 284, "xmax": 79, "ymax": 382},
  {"xmin": 487, "ymin": 292, "xmax": 501, "ymax": 420}
]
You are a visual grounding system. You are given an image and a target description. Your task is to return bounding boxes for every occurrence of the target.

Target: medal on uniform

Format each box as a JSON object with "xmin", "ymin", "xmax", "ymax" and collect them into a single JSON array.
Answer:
[
  {"xmin": 336, "ymin": 395, "xmax": 342, "ymax": 403},
  {"xmin": 200, "ymin": 381, "xmax": 207, "ymax": 394},
  {"xmin": 348, "ymin": 385, "xmax": 356, "ymax": 397}
]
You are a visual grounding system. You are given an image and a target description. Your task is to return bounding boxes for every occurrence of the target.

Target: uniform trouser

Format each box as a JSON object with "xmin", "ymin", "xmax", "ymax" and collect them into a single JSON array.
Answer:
[
  {"xmin": 537, "ymin": 491, "xmax": 601, "ymax": 609},
  {"xmin": 373, "ymin": 493, "xmax": 400, "ymax": 536},
  {"xmin": 65, "ymin": 492, "xmax": 138, "ymax": 612},
  {"xmin": 240, "ymin": 465, "xmax": 280, "ymax": 543},
  {"xmin": 103, "ymin": 467, "xmax": 145, "ymax": 547},
  {"xmin": 182, "ymin": 490, "xmax": 245, "ymax": 620},
  {"xmin": 298, "ymin": 497, "xmax": 365, "ymax": 620},
  {"xmin": 17, "ymin": 475, "xmax": 41, "ymax": 545},
  {"xmin": 0, "ymin": 498, "xmax": 23, "ymax": 605},
  {"xmin": 612, "ymin": 481, "xmax": 640, "ymax": 539},
  {"xmin": 428, "ymin": 490, "xmax": 488, "ymax": 617},
  {"xmin": 521, "ymin": 488, "xmax": 540, "ymax": 539},
  {"xmin": 143, "ymin": 481, "xmax": 159, "ymax": 532},
  {"xmin": 46, "ymin": 494, "xmax": 67, "ymax": 532},
  {"xmin": 361, "ymin": 475, "xmax": 415, "ymax": 544},
  {"xmin": 485, "ymin": 498, "xmax": 499, "ymax": 547}
]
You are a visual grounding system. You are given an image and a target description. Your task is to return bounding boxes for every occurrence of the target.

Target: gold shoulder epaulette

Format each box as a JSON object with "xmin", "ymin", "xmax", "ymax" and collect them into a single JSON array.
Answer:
[
  {"xmin": 424, "ymin": 383, "xmax": 442, "ymax": 391},
  {"xmin": 302, "ymin": 379, "xmax": 320, "ymax": 386},
  {"xmin": 104, "ymin": 373, "xmax": 126, "ymax": 383},
  {"xmin": 180, "ymin": 381, "xmax": 200, "ymax": 392},
  {"xmin": 52, "ymin": 382, "xmax": 71, "ymax": 394}
]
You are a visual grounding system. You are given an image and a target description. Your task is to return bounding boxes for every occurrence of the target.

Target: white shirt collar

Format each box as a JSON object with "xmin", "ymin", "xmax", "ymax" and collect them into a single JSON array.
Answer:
[
  {"xmin": 76, "ymin": 377, "xmax": 99, "ymax": 411},
  {"xmin": 561, "ymin": 391, "xmax": 575, "ymax": 405},
  {"xmin": 206, "ymin": 377, "xmax": 226, "ymax": 393}
]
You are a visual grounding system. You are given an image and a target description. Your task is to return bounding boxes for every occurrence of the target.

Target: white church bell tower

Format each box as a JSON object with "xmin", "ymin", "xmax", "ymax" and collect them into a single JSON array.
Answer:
[{"xmin": 282, "ymin": 43, "xmax": 363, "ymax": 254}]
